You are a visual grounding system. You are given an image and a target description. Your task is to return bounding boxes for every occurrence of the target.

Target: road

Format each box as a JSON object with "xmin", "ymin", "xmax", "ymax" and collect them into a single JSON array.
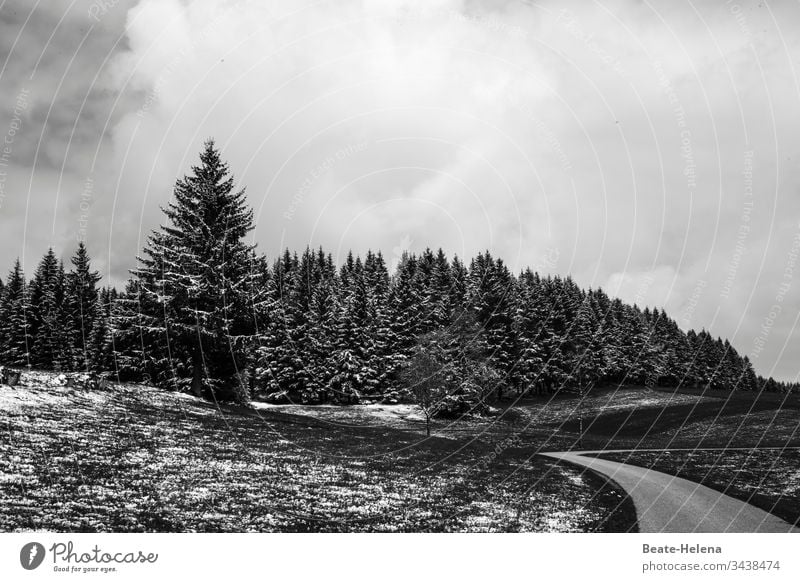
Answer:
[{"xmin": 541, "ymin": 450, "xmax": 799, "ymax": 533}]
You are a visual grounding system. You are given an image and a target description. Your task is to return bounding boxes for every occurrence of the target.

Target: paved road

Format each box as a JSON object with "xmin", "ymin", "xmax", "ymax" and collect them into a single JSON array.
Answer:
[{"xmin": 541, "ymin": 450, "xmax": 800, "ymax": 533}]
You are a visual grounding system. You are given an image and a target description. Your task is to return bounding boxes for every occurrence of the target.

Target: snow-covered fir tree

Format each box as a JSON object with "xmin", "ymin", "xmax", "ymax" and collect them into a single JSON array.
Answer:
[
  {"xmin": 128, "ymin": 139, "xmax": 257, "ymax": 403},
  {"xmin": 0, "ymin": 259, "xmax": 30, "ymax": 366},
  {"xmin": 29, "ymin": 249, "xmax": 69, "ymax": 371},
  {"xmin": 65, "ymin": 242, "xmax": 101, "ymax": 371}
]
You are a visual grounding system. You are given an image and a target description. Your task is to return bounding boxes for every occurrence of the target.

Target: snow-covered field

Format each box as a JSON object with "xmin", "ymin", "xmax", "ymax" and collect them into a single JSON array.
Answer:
[
  {"xmin": 251, "ymin": 401, "xmax": 426, "ymax": 425},
  {"xmin": 0, "ymin": 373, "xmax": 636, "ymax": 532}
]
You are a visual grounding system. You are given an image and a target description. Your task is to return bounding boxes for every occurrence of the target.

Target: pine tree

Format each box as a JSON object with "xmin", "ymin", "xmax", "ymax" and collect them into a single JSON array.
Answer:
[
  {"xmin": 427, "ymin": 248, "xmax": 453, "ymax": 328},
  {"xmin": 87, "ymin": 287, "xmax": 114, "ymax": 373},
  {"xmin": 111, "ymin": 279, "xmax": 150, "ymax": 381},
  {"xmin": 130, "ymin": 139, "xmax": 256, "ymax": 402},
  {"xmin": 306, "ymin": 274, "xmax": 339, "ymax": 402},
  {"xmin": 363, "ymin": 250, "xmax": 392, "ymax": 393},
  {"xmin": 333, "ymin": 256, "xmax": 378, "ymax": 400},
  {"xmin": 515, "ymin": 269, "xmax": 546, "ymax": 395},
  {"xmin": 0, "ymin": 259, "xmax": 29, "ymax": 366},
  {"xmin": 384, "ymin": 252, "xmax": 422, "ymax": 395},
  {"xmin": 29, "ymin": 249, "xmax": 68, "ymax": 370},
  {"xmin": 565, "ymin": 291, "xmax": 605, "ymax": 391},
  {"xmin": 65, "ymin": 242, "xmax": 101, "ymax": 371},
  {"xmin": 449, "ymin": 255, "xmax": 468, "ymax": 309},
  {"xmin": 255, "ymin": 252, "xmax": 304, "ymax": 402},
  {"xmin": 738, "ymin": 355, "xmax": 758, "ymax": 391},
  {"xmin": 467, "ymin": 252, "xmax": 518, "ymax": 399}
]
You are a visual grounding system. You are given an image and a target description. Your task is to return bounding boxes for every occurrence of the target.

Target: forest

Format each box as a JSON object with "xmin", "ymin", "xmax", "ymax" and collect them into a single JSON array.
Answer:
[{"xmin": 1, "ymin": 140, "xmax": 796, "ymax": 410}]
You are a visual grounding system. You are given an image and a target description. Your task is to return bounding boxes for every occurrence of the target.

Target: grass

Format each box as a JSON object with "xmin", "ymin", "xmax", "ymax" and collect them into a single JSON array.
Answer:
[
  {"xmin": 594, "ymin": 449, "xmax": 800, "ymax": 527},
  {"xmin": 545, "ymin": 384, "xmax": 800, "ymax": 450},
  {"xmin": 0, "ymin": 379, "xmax": 637, "ymax": 532},
  {"xmin": 4, "ymin": 378, "xmax": 795, "ymax": 532}
]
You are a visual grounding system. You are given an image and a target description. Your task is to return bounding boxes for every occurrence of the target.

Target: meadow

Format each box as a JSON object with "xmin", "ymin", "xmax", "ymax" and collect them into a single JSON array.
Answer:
[{"xmin": 2, "ymin": 375, "xmax": 798, "ymax": 532}]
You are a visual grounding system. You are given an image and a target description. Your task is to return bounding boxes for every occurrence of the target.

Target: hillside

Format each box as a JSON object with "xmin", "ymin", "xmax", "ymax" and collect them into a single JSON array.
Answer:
[{"xmin": 0, "ymin": 373, "xmax": 635, "ymax": 533}]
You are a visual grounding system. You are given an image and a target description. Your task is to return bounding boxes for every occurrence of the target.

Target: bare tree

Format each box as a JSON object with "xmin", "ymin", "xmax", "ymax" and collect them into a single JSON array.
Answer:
[
  {"xmin": 402, "ymin": 316, "xmax": 497, "ymax": 436},
  {"xmin": 403, "ymin": 343, "xmax": 451, "ymax": 436}
]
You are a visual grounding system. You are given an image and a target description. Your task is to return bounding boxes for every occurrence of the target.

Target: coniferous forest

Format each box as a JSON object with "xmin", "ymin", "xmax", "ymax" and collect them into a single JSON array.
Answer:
[{"xmin": 1, "ymin": 141, "xmax": 796, "ymax": 410}]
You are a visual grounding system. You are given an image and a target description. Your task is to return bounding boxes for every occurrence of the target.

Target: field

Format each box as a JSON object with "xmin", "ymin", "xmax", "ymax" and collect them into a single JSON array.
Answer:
[
  {"xmin": 554, "ymin": 385, "xmax": 800, "ymax": 450},
  {"xmin": 3, "ymin": 376, "xmax": 798, "ymax": 532},
  {"xmin": 0, "ymin": 377, "xmax": 635, "ymax": 533}
]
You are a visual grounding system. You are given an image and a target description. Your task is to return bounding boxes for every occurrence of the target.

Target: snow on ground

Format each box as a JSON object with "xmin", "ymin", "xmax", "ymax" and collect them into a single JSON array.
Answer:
[
  {"xmin": 1, "ymin": 371, "xmax": 636, "ymax": 532},
  {"xmin": 250, "ymin": 401, "xmax": 425, "ymax": 425},
  {"xmin": 589, "ymin": 389, "xmax": 709, "ymax": 413}
]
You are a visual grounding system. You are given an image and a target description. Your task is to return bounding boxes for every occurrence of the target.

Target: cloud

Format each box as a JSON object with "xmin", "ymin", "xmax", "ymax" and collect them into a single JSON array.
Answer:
[
  {"xmin": 1, "ymin": 0, "xmax": 800, "ymax": 380},
  {"xmin": 0, "ymin": 0, "xmax": 138, "ymax": 269}
]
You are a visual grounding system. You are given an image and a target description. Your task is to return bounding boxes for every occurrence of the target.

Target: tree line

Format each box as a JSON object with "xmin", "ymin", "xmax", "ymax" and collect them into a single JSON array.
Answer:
[{"xmin": 1, "ymin": 140, "xmax": 796, "ymax": 406}]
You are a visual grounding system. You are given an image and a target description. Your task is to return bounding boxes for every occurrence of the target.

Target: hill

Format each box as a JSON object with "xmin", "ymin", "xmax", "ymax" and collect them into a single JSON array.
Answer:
[{"xmin": 0, "ymin": 373, "xmax": 635, "ymax": 533}]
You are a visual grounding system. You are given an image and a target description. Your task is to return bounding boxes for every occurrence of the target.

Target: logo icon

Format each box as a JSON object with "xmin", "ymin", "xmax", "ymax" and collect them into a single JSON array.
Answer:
[{"xmin": 20, "ymin": 542, "xmax": 45, "ymax": 570}]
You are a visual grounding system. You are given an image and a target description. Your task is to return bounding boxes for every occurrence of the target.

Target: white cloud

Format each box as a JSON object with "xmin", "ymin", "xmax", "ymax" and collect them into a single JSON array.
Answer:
[{"xmin": 2, "ymin": 0, "xmax": 800, "ymax": 380}]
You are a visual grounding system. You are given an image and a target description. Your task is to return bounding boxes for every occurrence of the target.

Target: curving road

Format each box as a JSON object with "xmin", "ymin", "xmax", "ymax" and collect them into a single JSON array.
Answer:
[{"xmin": 541, "ymin": 450, "xmax": 800, "ymax": 533}]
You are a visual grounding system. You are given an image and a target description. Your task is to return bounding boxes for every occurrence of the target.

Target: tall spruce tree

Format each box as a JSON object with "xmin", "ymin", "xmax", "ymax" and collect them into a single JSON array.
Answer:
[
  {"xmin": 467, "ymin": 252, "xmax": 518, "ymax": 399},
  {"xmin": 65, "ymin": 242, "xmax": 101, "ymax": 371},
  {"xmin": 29, "ymin": 249, "xmax": 68, "ymax": 370},
  {"xmin": 130, "ymin": 139, "xmax": 256, "ymax": 402},
  {"xmin": 87, "ymin": 287, "xmax": 114, "ymax": 373},
  {"xmin": 0, "ymin": 259, "xmax": 29, "ymax": 366},
  {"xmin": 515, "ymin": 269, "xmax": 546, "ymax": 395},
  {"xmin": 111, "ymin": 279, "xmax": 150, "ymax": 381}
]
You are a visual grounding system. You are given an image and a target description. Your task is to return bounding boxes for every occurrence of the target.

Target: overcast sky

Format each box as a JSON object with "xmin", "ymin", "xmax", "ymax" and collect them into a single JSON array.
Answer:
[{"xmin": 0, "ymin": 0, "xmax": 799, "ymax": 381}]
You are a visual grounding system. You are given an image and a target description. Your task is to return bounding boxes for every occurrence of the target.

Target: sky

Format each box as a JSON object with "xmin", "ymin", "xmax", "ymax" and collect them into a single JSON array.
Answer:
[{"xmin": 0, "ymin": 0, "xmax": 799, "ymax": 381}]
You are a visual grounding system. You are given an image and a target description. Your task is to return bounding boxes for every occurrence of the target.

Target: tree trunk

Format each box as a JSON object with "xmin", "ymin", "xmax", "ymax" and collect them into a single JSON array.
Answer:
[{"xmin": 191, "ymin": 344, "xmax": 204, "ymax": 398}]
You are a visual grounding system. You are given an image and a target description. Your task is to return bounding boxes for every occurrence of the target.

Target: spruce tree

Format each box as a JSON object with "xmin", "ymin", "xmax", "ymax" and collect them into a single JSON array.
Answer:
[
  {"xmin": 384, "ymin": 253, "xmax": 422, "ymax": 394},
  {"xmin": 467, "ymin": 252, "xmax": 518, "ymax": 399},
  {"xmin": 515, "ymin": 269, "xmax": 546, "ymax": 395},
  {"xmin": 255, "ymin": 252, "xmax": 306, "ymax": 402},
  {"xmin": 111, "ymin": 279, "xmax": 151, "ymax": 381},
  {"xmin": 0, "ymin": 259, "xmax": 29, "ymax": 366},
  {"xmin": 87, "ymin": 288, "xmax": 114, "ymax": 373},
  {"xmin": 130, "ymin": 139, "xmax": 256, "ymax": 402},
  {"xmin": 428, "ymin": 248, "xmax": 453, "ymax": 328},
  {"xmin": 306, "ymin": 274, "xmax": 339, "ymax": 402},
  {"xmin": 65, "ymin": 242, "xmax": 101, "ymax": 371},
  {"xmin": 29, "ymin": 249, "xmax": 68, "ymax": 370},
  {"xmin": 333, "ymin": 256, "xmax": 377, "ymax": 400}
]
